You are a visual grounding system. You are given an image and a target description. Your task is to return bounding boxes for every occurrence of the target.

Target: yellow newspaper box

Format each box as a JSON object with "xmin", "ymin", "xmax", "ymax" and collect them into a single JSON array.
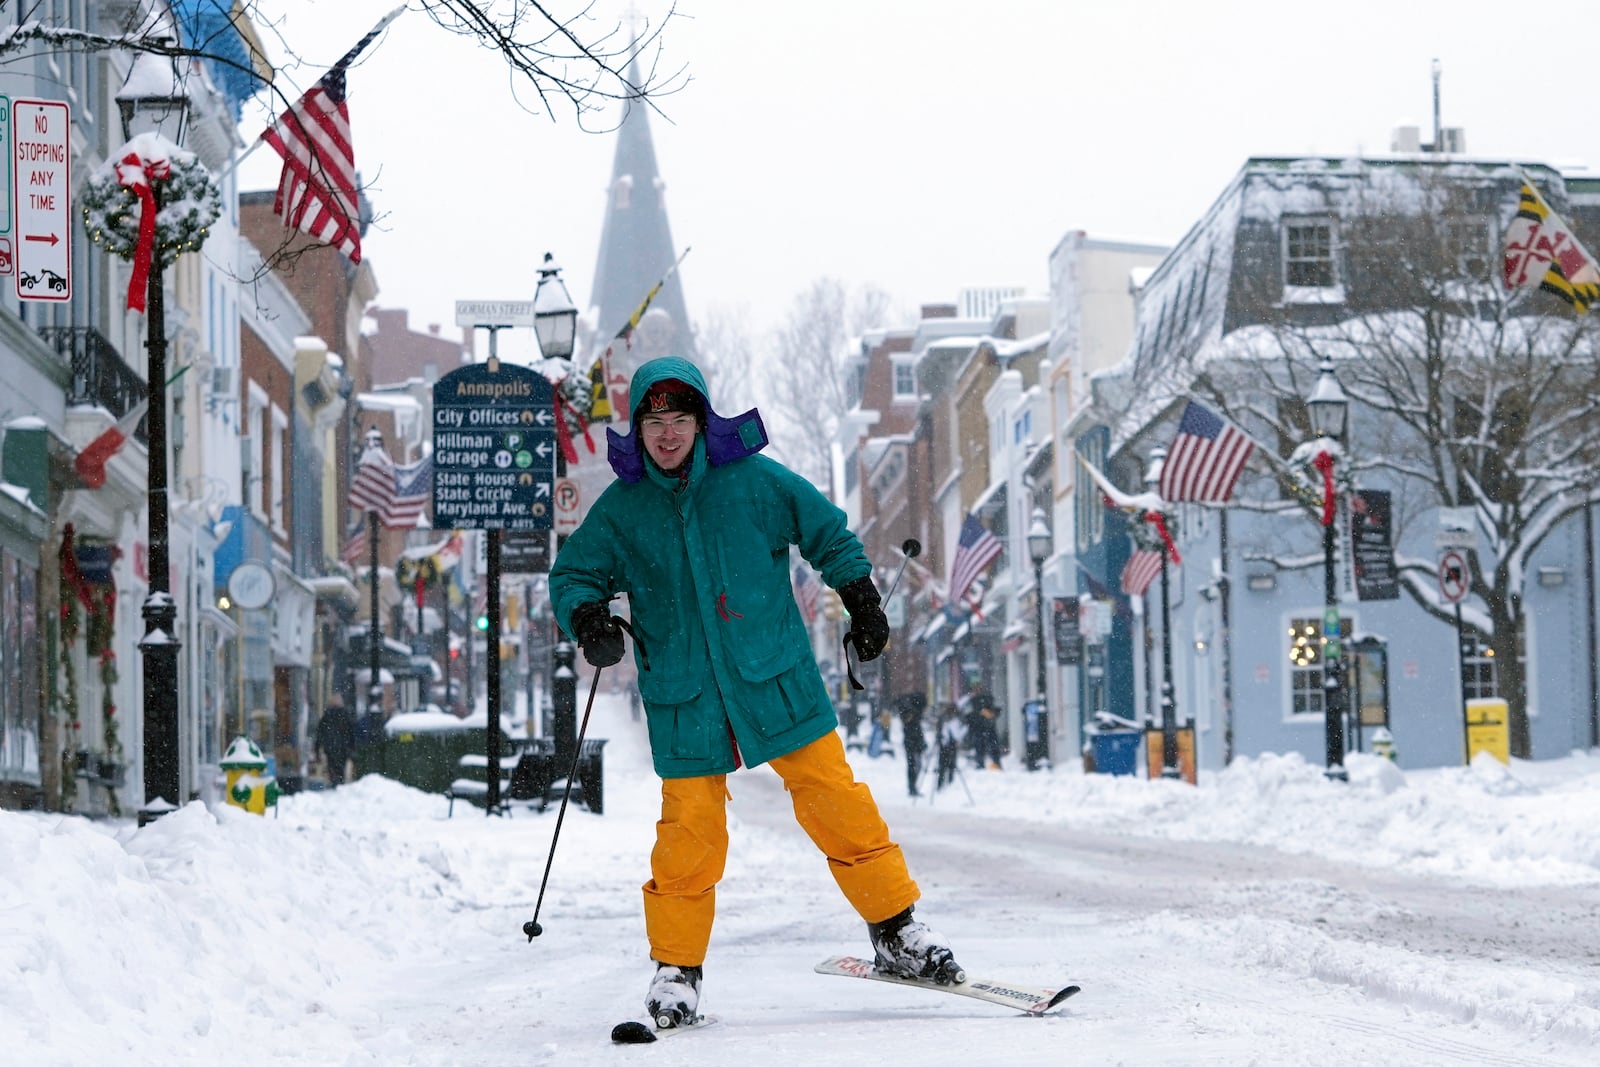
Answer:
[
  {"xmin": 1144, "ymin": 724, "xmax": 1197, "ymax": 784},
  {"xmin": 1463, "ymin": 698, "xmax": 1509, "ymax": 765}
]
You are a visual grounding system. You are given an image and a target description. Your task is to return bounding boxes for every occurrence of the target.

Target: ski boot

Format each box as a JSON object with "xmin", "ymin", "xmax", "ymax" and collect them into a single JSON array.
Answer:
[
  {"xmin": 645, "ymin": 961, "xmax": 703, "ymax": 1028},
  {"xmin": 868, "ymin": 906, "xmax": 966, "ymax": 985}
]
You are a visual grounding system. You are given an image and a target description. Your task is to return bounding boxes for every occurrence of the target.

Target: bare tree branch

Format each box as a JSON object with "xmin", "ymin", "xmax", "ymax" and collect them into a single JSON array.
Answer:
[{"xmin": 763, "ymin": 278, "xmax": 893, "ymax": 486}]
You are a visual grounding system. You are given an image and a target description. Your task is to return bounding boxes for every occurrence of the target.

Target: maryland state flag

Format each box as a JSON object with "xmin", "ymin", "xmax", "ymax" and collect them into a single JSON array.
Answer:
[
  {"xmin": 587, "ymin": 355, "xmax": 613, "ymax": 421},
  {"xmin": 587, "ymin": 247, "xmax": 691, "ymax": 422},
  {"xmin": 1503, "ymin": 177, "xmax": 1600, "ymax": 313}
]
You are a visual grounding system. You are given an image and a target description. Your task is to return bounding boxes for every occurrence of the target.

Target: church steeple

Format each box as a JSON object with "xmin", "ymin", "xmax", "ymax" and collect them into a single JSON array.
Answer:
[{"xmin": 587, "ymin": 59, "xmax": 696, "ymax": 377}]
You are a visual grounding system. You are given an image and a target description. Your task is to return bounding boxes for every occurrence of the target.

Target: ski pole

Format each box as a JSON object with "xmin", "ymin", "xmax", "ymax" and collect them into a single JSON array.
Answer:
[{"xmin": 523, "ymin": 662, "xmax": 605, "ymax": 941}]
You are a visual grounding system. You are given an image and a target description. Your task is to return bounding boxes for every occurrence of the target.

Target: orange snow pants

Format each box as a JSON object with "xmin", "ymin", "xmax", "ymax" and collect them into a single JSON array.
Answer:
[{"xmin": 642, "ymin": 730, "xmax": 920, "ymax": 967}]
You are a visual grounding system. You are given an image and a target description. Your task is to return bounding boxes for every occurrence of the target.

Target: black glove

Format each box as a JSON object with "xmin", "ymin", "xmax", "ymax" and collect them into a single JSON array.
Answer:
[
  {"xmin": 570, "ymin": 601, "xmax": 625, "ymax": 668},
  {"xmin": 839, "ymin": 576, "xmax": 890, "ymax": 661}
]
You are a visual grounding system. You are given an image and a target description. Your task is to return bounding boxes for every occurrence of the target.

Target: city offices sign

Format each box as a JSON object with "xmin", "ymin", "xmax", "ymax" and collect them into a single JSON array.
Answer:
[{"xmin": 431, "ymin": 360, "xmax": 556, "ymax": 530}]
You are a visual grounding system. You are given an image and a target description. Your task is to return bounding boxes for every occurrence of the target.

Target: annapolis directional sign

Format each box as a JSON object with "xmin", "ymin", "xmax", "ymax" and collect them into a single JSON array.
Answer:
[{"xmin": 431, "ymin": 360, "xmax": 557, "ymax": 530}]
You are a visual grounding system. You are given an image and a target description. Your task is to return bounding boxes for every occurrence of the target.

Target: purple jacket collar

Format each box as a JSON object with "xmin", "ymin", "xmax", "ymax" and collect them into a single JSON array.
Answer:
[{"xmin": 606, "ymin": 405, "xmax": 769, "ymax": 483}]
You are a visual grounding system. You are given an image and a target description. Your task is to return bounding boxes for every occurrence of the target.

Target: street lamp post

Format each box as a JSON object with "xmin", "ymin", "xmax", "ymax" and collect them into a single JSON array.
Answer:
[
  {"xmin": 1145, "ymin": 449, "xmax": 1181, "ymax": 780},
  {"xmin": 1307, "ymin": 358, "xmax": 1350, "ymax": 782},
  {"xmin": 1027, "ymin": 508, "xmax": 1052, "ymax": 768},
  {"xmin": 118, "ymin": 53, "xmax": 190, "ymax": 825},
  {"xmin": 533, "ymin": 254, "xmax": 579, "ymax": 770}
]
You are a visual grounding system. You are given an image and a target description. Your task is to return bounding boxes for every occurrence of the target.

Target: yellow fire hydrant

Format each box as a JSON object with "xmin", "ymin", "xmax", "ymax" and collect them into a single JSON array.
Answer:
[
  {"xmin": 1371, "ymin": 727, "xmax": 1398, "ymax": 763},
  {"xmin": 221, "ymin": 736, "xmax": 280, "ymax": 815}
]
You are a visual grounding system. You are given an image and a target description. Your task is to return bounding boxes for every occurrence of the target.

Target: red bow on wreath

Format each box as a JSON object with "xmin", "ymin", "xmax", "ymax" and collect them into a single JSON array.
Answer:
[
  {"xmin": 552, "ymin": 389, "xmax": 596, "ymax": 465},
  {"xmin": 1143, "ymin": 510, "xmax": 1182, "ymax": 566},
  {"xmin": 1312, "ymin": 450, "xmax": 1337, "ymax": 527},
  {"xmin": 113, "ymin": 149, "xmax": 171, "ymax": 313}
]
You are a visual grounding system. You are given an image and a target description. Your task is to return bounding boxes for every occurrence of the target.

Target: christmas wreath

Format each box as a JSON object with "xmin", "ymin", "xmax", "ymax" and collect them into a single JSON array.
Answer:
[{"xmin": 81, "ymin": 133, "xmax": 220, "ymax": 311}]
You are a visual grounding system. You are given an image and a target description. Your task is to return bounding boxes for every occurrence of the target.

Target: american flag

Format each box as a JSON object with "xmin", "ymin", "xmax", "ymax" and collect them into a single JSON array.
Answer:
[
  {"xmin": 341, "ymin": 517, "xmax": 369, "ymax": 566},
  {"xmin": 259, "ymin": 8, "xmax": 401, "ymax": 262},
  {"xmin": 949, "ymin": 514, "xmax": 1003, "ymax": 604},
  {"xmin": 1121, "ymin": 547, "xmax": 1164, "ymax": 598},
  {"xmin": 1158, "ymin": 401, "xmax": 1254, "ymax": 504},
  {"xmin": 348, "ymin": 441, "xmax": 396, "ymax": 516},
  {"xmin": 793, "ymin": 566, "xmax": 820, "ymax": 624},
  {"xmin": 387, "ymin": 455, "xmax": 432, "ymax": 527}
]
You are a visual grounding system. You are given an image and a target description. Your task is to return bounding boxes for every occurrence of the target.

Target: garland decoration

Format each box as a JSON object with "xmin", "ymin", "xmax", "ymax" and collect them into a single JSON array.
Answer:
[
  {"xmin": 57, "ymin": 529, "xmax": 84, "ymax": 812},
  {"xmin": 81, "ymin": 133, "xmax": 220, "ymax": 310},
  {"xmin": 56, "ymin": 525, "xmax": 124, "ymax": 815}
]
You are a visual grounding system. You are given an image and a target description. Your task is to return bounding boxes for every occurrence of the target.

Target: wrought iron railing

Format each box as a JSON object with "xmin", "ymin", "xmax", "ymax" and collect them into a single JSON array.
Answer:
[{"xmin": 35, "ymin": 326, "xmax": 148, "ymax": 442}]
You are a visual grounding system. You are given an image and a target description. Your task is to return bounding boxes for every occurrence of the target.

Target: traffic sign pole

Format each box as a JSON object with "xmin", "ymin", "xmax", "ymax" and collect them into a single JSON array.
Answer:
[
  {"xmin": 1456, "ymin": 602, "xmax": 1470, "ymax": 764},
  {"xmin": 1436, "ymin": 548, "xmax": 1474, "ymax": 763},
  {"xmin": 433, "ymin": 354, "xmax": 557, "ymax": 812}
]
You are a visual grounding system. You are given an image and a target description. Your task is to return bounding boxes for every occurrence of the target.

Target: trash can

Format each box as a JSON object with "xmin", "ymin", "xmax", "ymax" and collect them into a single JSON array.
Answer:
[
  {"xmin": 1091, "ymin": 731, "xmax": 1141, "ymax": 777},
  {"xmin": 382, "ymin": 709, "xmax": 481, "ymax": 793}
]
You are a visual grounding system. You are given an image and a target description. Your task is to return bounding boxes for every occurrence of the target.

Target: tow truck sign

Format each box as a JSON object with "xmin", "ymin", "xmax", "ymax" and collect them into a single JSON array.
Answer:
[{"xmin": 11, "ymin": 98, "xmax": 70, "ymax": 301}]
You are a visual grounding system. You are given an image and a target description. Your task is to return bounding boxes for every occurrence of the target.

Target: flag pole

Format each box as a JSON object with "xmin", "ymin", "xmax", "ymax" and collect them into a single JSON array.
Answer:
[
  {"xmin": 594, "ymin": 246, "xmax": 694, "ymax": 403},
  {"xmin": 228, "ymin": 6, "xmax": 406, "ymax": 186}
]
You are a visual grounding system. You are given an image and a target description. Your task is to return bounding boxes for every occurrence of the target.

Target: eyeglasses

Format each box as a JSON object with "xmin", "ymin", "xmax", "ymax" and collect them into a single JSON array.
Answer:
[{"xmin": 640, "ymin": 415, "xmax": 698, "ymax": 439}]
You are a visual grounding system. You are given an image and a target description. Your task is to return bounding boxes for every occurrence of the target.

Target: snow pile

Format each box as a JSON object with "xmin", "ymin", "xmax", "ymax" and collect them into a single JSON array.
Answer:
[
  {"xmin": 855, "ymin": 745, "xmax": 1600, "ymax": 888},
  {"xmin": 3, "ymin": 699, "xmax": 1598, "ymax": 1065}
]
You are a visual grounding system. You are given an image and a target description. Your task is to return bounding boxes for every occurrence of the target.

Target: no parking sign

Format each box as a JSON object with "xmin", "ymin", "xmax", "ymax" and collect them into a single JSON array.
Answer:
[{"xmin": 1438, "ymin": 550, "xmax": 1469, "ymax": 604}]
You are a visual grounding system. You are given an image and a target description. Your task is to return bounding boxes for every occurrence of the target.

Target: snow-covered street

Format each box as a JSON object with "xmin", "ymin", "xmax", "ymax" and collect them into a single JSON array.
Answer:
[{"xmin": 4, "ymin": 690, "xmax": 1598, "ymax": 1066}]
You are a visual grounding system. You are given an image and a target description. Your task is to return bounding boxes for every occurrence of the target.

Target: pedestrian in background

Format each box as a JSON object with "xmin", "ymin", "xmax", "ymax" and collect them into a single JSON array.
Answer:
[
  {"xmin": 315, "ymin": 696, "xmax": 356, "ymax": 788},
  {"xmin": 969, "ymin": 688, "xmax": 1004, "ymax": 770},
  {"xmin": 896, "ymin": 692, "xmax": 928, "ymax": 797}
]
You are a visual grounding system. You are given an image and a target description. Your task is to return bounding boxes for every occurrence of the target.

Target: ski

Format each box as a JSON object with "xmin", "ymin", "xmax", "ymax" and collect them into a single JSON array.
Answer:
[
  {"xmin": 610, "ymin": 1015, "xmax": 719, "ymax": 1043},
  {"xmin": 815, "ymin": 955, "xmax": 1080, "ymax": 1015}
]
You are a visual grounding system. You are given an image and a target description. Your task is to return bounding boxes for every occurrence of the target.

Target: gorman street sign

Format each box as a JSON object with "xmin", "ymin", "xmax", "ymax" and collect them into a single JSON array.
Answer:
[{"xmin": 432, "ymin": 360, "xmax": 556, "ymax": 531}]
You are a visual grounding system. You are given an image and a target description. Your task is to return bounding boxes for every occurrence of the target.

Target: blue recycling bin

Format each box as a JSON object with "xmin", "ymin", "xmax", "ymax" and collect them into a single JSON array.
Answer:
[{"xmin": 1092, "ymin": 731, "xmax": 1141, "ymax": 776}]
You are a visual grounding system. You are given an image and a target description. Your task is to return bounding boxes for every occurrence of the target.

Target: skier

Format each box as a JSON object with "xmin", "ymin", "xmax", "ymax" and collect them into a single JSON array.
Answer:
[
  {"xmin": 896, "ymin": 692, "xmax": 928, "ymax": 797},
  {"xmin": 550, "ymin": 356, "xmax": 964, "ymax": 1029},
  {"xmin": 935, "ymin": 703, "xmax": 966, "ymax": 790}
]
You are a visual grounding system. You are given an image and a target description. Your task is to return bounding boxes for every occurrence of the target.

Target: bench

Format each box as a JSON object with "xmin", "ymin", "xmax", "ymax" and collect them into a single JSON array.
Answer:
[
  {"xmin": 505, "ymin": 737, "xmax": 609, "ymax": 815},
  {"xmin": 445, "ymin": 752, "xmax": 515, "ymax": 817}
]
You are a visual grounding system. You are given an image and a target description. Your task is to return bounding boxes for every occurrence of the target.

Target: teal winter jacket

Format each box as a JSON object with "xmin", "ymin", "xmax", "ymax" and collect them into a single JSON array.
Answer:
[{"xmin": 549, "ymin": 357, "xmax": 871, "ymax": 777}]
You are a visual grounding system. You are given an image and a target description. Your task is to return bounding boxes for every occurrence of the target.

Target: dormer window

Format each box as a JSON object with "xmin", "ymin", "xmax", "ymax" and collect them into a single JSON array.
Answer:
[
  {"xmin": 892, "ymin": 356, "xmax": 917, "ymax": 400},
  {"xmin": 1283, "ymin": 217, "xmax": 1338, "ymax": 287}
]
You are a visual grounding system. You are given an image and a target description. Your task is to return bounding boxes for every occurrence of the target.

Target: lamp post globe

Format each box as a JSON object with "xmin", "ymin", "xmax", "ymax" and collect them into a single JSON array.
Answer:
[
  {"xmin": 1307, "ymin": 359, "xmax": 1350, "ymax": 782},
  {"xmin": 118, "ymin": 50, "xmax": 190, "ymax": 825},
  {"xmin": 1307, "ymin": 358, "xmax": 1349, "ymax": 440},
  {"xmin": 533, "ymin": 253, "xmax": 578, "ymax": 361}
]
